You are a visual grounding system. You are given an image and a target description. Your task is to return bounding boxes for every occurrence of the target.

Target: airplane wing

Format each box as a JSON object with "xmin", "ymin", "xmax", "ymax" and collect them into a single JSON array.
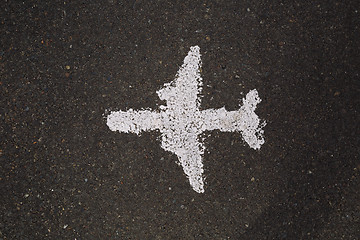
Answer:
[
  {"xmin": 176, "ymin": 144, "xmax": 205, "ymax": 193},
  {"xmin": 157, "ymin": 45, "xmax": 202, "ymax": 110},
  {"xmin": 160, "ymin": 130, "xmax": 205, "ymax": 193}
]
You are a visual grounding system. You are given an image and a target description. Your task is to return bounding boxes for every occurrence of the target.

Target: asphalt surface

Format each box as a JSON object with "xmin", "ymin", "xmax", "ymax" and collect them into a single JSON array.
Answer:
[{"xmin": 1, "ymin": 0, "xmax": 359, "ymax": 239}]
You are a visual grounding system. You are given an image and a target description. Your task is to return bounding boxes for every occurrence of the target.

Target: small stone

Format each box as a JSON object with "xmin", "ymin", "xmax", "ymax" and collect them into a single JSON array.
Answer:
[
  {"xmin": 65, "ymin": 65, "xmax": 71, "ymax": 70},
  {"xmin": 251, "ymin": 177, "xmax": 255, "ymax": 182}
]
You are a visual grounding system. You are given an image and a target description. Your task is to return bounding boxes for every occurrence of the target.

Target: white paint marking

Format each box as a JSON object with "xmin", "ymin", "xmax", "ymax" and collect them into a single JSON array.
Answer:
[{"xmin": 106, "ymin": 46, "xmax": 265, "ymax": 193}]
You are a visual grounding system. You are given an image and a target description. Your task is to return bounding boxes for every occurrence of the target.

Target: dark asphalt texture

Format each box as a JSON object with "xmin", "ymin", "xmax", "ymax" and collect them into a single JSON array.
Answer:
[{"xmin": 1, "ymin": 1, "xmax": 359, "ymax": 239}]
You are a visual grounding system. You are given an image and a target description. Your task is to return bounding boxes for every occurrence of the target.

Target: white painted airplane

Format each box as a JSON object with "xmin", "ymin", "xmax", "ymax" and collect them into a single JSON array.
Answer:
[{"xmin": 106, "ymin": 46, "xmax": 265, "ymax": 193}]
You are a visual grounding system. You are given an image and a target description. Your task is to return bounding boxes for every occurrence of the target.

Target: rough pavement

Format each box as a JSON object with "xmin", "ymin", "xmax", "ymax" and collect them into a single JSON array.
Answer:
[{"xmin": 1, "ymin": 1, "xmax": 359, "ymax": 239}]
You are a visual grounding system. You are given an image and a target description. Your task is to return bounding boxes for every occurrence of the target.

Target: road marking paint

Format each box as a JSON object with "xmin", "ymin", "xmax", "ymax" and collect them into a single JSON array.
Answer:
[{"xmin": 106, "ymin": 46, "xmax": 265, "ymax": 193}]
